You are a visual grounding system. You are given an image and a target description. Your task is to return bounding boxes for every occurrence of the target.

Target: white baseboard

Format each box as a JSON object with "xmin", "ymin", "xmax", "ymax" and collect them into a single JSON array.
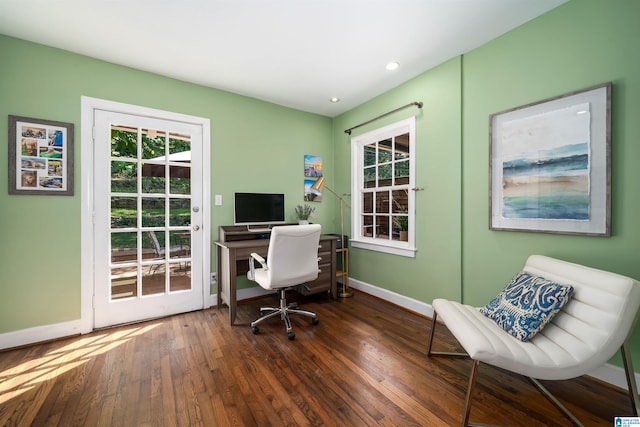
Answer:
[
  {"xmin": 348, "ymin": 276, "xmax": 640, "ymax": 393},
  {"xmin": 2, "ymin": 285, "xmax": 269, "ymax": 351},
  {"xmin": 0, "ymin": 319, "xmax": 86, "ymax": 351}
]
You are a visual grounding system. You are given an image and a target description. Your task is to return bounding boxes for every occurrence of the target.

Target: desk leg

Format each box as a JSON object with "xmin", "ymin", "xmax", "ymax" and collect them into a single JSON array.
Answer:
[
  {"xmin": 227, "ymin": 248, "xmax": 237, "ymax": 325},
  {"xmin": 216, "ymin": 245, "xmax": 222, "ymax": 309},
  {"xmin": 217, "ymin": 246, "xmax": 238, "ymax": 325}
]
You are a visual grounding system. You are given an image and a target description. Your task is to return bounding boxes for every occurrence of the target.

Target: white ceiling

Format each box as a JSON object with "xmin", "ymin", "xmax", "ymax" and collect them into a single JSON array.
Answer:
[{"xmin": 0, "ymin": 0, "xmax": 567, "ymax": 117}]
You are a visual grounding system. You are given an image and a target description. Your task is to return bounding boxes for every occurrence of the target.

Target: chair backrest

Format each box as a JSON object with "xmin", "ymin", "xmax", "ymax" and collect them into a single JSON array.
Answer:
[
  {"xmin": 264, "ymin": 224, "xmax": 321, "ymax": 288},
  {"xmin": 524, "ymin": 255, "xmax": 640, "ymax": 378}
]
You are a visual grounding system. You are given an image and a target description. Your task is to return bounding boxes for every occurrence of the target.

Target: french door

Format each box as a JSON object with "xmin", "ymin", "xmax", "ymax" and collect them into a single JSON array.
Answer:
[{"xmin": 93, "ymin": 110, "xmax": 205, "ymax": 328}]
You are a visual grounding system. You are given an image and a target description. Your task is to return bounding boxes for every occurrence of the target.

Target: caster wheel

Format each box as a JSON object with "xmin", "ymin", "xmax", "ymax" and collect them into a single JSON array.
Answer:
[
  {"xmin": 251, "ymin": 326, "xmax": 260, "ymax": 334},
  {"xmin": 312, "ymin": 317, "xmax": 320, "ymax": 325},
  {"xmin": 287, "ymin": 332, "xmax": 296, "ymax": 340}
]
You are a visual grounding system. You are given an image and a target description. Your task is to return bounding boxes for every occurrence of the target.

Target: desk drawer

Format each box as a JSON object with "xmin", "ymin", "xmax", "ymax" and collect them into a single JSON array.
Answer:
[{"xmin": 295, "ymin": 268, "xmax": 331, "ymax": 295}]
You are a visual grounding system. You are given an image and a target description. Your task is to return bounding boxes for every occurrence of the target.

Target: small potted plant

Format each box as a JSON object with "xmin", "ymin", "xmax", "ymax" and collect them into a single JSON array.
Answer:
[
  {"xmin": 294, "ymin": 204, "xmax": 315, "ymax": 224},
  {"xmin": 393, "ymin": 215, "xmax": 409, "ymax": 241}
]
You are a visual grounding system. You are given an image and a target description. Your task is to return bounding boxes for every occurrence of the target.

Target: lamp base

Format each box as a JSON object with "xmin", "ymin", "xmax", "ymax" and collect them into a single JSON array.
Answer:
[{"xmin": 338, "ymin": 288, "xmax": 354, "ymax": 298}]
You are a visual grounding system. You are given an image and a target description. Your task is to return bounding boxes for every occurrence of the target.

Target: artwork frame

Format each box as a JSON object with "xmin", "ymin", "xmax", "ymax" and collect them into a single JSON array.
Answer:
[
  {"xmin": 8, "ymin": 115, "xmax": 74, "ymax": 196},
  {"xmin": 489, "ymin": 83, "xmax": 611, "ymax": 236}
]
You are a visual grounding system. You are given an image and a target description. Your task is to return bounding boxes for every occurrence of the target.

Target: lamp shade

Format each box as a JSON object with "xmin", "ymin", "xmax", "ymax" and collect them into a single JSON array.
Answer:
[{"xmin": 310, "ymin": 176, "xmax": 326, "ymax": 196}]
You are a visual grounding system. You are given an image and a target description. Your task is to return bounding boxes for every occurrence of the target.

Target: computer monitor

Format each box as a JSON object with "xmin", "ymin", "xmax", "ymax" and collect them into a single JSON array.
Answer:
[{"xmin": 234, "ymin": 192, "xmax": 285, "ymax": 225}]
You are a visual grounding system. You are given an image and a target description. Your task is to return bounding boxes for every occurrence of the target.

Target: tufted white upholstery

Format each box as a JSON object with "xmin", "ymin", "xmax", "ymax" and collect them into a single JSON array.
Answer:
[{"xmin": 432, "ymin": 255, "xmax": 640, "ymax": 380}]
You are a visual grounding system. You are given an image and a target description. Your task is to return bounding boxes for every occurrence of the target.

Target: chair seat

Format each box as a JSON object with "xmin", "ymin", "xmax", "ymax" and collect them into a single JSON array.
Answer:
[
  {"xmin": 251, "ymin": 268, "xmax": 319, "ymax": 290},
  {"xmin": 433, "ymin": 299, "xmax": 586, "ymax": 380}
]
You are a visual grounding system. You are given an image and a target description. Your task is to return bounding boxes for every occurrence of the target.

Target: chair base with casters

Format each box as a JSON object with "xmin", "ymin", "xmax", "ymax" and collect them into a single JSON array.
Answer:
[
  {"xmin": 250, "ymin": 287, "xmax": 319, "ymax": 340},
  {"xmin": 426, "ymin": 255, "xmax": 640, "ymax": 427}
]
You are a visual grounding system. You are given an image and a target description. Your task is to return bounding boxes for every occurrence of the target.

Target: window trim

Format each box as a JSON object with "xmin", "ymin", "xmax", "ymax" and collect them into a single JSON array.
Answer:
[{"xmin": 350, "ymin": 117, "xmax": 416, "ymax": 258}]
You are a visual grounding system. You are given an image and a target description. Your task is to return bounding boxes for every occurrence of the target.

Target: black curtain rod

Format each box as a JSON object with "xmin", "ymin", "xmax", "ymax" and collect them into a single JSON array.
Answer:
[{"xmin": 344, "ymin": 101, "xmax": 423, "ymax": 135}]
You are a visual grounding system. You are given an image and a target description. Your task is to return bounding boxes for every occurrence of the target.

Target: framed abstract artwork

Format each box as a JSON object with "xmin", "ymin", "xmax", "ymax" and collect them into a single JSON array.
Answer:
[
  {"xmin": 489, "ymin": 83, "xmax": 611, "ymax": 236},
  {"xmin": 8, "ymin": 115, "xmax": 74, "ymax": 195}
]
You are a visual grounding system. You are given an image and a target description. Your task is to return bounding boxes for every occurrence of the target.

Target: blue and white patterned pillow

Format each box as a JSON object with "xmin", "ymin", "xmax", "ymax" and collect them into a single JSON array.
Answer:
[{"xmin": 479, "ymin": 272, "xmax": 574, "ymax": 342}]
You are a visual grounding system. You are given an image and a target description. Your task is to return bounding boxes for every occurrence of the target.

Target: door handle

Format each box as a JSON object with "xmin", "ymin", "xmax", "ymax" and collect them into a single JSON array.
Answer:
[{"xmin": 193, "ymin": 225, "xmax": 200, "ymax": 231}]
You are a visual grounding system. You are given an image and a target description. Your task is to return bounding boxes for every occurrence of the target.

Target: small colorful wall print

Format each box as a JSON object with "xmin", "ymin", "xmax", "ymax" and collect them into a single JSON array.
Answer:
[
  {"xmin": 8, "ymin": 115, "xmax": 74, "ymax": 195},
  {"xmin": 304, "ymin": 154, "xmax": 323, "ymax": 177},
  {"xmin": 304, "ymin": 155, "xmax": 323, "ymax": 201}
]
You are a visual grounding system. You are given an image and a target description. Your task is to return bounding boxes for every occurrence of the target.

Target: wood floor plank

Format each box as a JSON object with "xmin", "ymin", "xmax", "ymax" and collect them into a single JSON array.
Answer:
[{"xmin": 0, "ymin": 289, "xmax": 633, "ymax": 426}]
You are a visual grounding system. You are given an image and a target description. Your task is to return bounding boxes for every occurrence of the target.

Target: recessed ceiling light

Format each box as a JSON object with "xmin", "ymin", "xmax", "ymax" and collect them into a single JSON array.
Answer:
[
  {"xmin": 330, "ymin": 97, "xmax": 340, "ymax": 103},
  {"xmin": 385, "ymin": 61, "xmax": 400, "ymax": 71}
]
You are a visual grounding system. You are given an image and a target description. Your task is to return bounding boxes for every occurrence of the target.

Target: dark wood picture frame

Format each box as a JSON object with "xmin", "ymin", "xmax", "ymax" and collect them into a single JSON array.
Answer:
[{"xmin": 8, "ymin": 115, "xmax": 74, "ymax": 196}]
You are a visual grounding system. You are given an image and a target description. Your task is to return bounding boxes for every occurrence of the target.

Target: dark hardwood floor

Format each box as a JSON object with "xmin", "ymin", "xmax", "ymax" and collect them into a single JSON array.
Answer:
[{"xmin": 0, "ymin": 290, "xmax": 633, "ymax": 426}]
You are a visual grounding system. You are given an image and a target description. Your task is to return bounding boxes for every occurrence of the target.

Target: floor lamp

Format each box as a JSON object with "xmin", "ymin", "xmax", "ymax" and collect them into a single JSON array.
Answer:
[{"xmin": 310, "ymin": 177, "xmax": 353, "ymax": 298}]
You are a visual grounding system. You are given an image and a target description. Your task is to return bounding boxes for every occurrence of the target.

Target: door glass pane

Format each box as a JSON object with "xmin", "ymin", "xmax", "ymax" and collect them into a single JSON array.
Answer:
[
  {"xmin": 142, "ymin": 197, "xmax": 165, "ymax": 227},
  {"xmin": 111, "ymin": 268, "xmax": 137, "ymax": 300},
  {"xmin": 111, "ymin": 196, "xmax": 136, "ymax": 229},
  {"xmin": 168, "ymin": 231, "xmax": 190, "ymax": 260},
  {"xmin": 170, "ymin": 198, "xmax": 191, "ymax": 226},
  {"xmin": 170, "ymin": 265, "xmax": 191, "ymax": 292},
  {"xmin": 111, "ymin": 126, "xmax": 137, "ymax": 159},
  {"xmin": 111, "ymin": 161, "xmax": 137, "ymax": 193},
  {"xmin": 142, "ymin": 170, "xmax": 165, "ymax": 194},
  {"xmin": 142, "ymin": 268, "xmax": 165, "ymax": 296},
  {"xmin": 170, "ymin": 173, "xmax": 191, "ymax": 195},
  {"xmin": 111, "ymin": 232, "xmax": 137, "ymax": 264},
  {"xmin": 169, "ymin": 134, "xmax": 191, "ymax": 194},
  {"xmin": 142, "ymin": 129, "xmax": 166, "ymax": 160}
]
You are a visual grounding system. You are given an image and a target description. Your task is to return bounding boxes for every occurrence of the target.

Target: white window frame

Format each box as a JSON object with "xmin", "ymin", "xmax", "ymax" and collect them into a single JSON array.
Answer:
[{"xmin": 350, "ymin": 117, "xmax": 416, "ymax": 258}]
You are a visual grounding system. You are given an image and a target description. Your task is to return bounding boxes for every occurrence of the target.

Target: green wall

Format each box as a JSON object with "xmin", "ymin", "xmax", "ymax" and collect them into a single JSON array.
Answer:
[
  {"xmin": 335, "ymin": 0, "xmax": 640, "ymax": 368},
  {"xmin": 461, "ymin": 0, "xmax": 640, "ymax": 306},
  {"xmin": 0, "ymin": 35, "xmax": 333, "ymax": 333},
  {"xmin": 332, "ymin": 57, "xmax": 463, "ymax": 304}
]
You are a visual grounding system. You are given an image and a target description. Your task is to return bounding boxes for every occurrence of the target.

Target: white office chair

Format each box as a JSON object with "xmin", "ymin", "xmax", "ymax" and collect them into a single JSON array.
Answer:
[
  {"xmin": 247, "ymin": 224, "xmax": 321, "ymax": 340},
  {"xmin": 427, "ymin": 255, "xmax": 640, "ymax": 426}
]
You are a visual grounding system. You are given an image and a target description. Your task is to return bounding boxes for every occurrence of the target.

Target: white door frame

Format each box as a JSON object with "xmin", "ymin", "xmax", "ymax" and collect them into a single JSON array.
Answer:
[{"xmin": 80, "ymin": 96, "xmax": 211, "ymax": 333}]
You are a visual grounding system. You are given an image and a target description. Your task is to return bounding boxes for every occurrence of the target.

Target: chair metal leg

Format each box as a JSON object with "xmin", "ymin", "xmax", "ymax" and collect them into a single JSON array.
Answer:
[
  {"xmin": 427, "ymin": 311, "xmax": 438, "ymax": 356},
  {"xmin": 621, "ymin": 342, "xmax": 640, "ymax": 416},
  {"xmin": 462, "ymin": 360, "xmax": 480, "ymax": 427},
  {"xmin": 528, "ymin": 378, "xmax": 583, "ymax": 427},
  {"xmin": 426, "ymin": 310, "xmax": 468, "ymax": 358}
]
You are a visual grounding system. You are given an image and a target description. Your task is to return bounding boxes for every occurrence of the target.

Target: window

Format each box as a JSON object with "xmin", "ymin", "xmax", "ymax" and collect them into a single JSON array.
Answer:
[{"xmin": 351, "ymin": 117, "xmax": 416, "ymax": 257}]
